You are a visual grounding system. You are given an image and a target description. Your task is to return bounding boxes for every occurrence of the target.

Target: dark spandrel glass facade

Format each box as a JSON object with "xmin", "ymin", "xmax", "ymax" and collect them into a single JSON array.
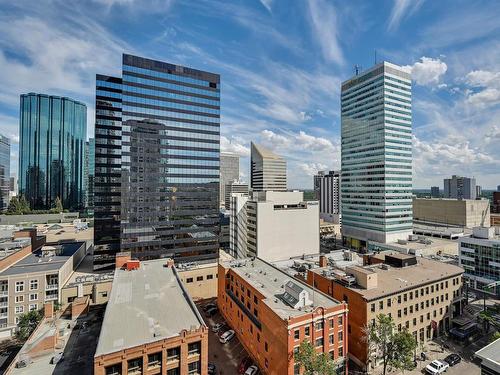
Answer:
[
  {"xmin": 120, "ymin": 54, "xmax": 220, "ymax": 262},
  {"xmin": 93, "ymin": 75, "xmax": 123, "ymax": 270},
  {"xmin": 84, "ymin": 138, "xmax": 95, "ymax": 208},
  {"xmin": 0, "ymin": 135, "xmax": 10, "ymax": 212},
  {"xmin": 19, "ymin": 93, "xmax": 86, "ymax": 211},
  {"xmin": 93, "ymin": 55, "xmax": 220, "ymax": 269}
]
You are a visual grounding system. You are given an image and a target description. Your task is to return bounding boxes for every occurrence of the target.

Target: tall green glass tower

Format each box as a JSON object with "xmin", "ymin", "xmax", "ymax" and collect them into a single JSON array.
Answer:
[
  {"xmin": 341, "ymin": 62, "xmax": 413, "ymax": 251},
  {"xmin": 19, "ymin": 93, "xmax": 87, "ymax": 211}
]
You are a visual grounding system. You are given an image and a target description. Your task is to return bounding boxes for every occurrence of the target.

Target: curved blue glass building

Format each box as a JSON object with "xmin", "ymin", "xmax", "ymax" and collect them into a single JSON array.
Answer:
[{"xmin": 19, "ymin": 93, "xmax": 87, "ymax": 210}]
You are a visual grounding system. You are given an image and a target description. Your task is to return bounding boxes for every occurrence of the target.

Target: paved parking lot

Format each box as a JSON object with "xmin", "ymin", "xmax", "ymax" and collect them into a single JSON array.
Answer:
[{"xmin": 197, "ymin": 302, "xmax": 254, "ymax": 374}]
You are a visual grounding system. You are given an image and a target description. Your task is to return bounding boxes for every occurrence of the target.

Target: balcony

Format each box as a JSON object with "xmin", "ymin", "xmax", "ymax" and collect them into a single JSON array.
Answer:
[
  {"xmin": 45, "ymin": 284, "xmax": 59, "ymax": 291},
  {"xmin": 0, "ymin": 291, "xmax": 8, "ymax": 297},
  {"xmin": 45, "ymin": 294, "xmax": 58, "ymax": 301},
  {"xmin": 0, "ymin": 302, "xmax": 7, "ymax": 308},
  {"xmin": 0, "ymin": 313, "xmax": 7, "ymax": 318}
]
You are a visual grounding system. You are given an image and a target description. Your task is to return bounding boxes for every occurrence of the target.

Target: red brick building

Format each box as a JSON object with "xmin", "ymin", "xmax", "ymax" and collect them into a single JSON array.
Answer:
[
  {"xmin": 94, "ymin": 256, "xmax": 208, "ymax": 375},
  {"xmin": 218, "ymin": 258, "xmax": 348, "ymax": 375}
]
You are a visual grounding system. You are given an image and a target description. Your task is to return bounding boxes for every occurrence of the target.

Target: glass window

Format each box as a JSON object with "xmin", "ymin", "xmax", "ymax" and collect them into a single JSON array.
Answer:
[
  {"xmin": 30, "ymin": 280, "xmax": 38, "ymax": 290},
  {"xmin": 15, "ymin": 281, "xmax": 24, "ymax": 293}
]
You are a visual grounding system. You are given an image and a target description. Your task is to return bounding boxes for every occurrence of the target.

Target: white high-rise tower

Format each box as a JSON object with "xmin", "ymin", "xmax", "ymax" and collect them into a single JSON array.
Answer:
[{"xmin": 341, "ymin": 62, "xmax": 413, "ymax": 251}]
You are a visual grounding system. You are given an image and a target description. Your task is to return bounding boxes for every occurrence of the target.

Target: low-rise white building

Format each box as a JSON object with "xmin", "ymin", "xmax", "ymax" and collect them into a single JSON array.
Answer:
[{"xmin": 230, "ymin": 190, "xmax": 319, "ymax": 262}]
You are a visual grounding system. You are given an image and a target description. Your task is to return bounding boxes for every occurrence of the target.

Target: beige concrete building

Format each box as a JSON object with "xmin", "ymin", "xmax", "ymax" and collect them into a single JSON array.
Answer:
[
  {"xmin": 246, "ymin": 191, "xmax": 319, "ymax": 262},
  {"xmin": 0, "ymin": 242, "xmax": 86, "ymax": 339},
  {"xmin": 413, "ymin": 197, "xmax": 490, "ymax": 228},
  {"xmin": 36, "ymin": 222, "xmax": 93, "ymax": 244},
  {"xmin": 369, "ymin": 236, "xmax": 459, "ymax": 256},
  {"xmin": 176, "ymin": 261, "xmax": 218, "ymax": 301},
  {"xmin": 60, "ymin": 254, "xmax": 113, "ymax": 306},
  {"xmin": 305, "ymin": 254, "xmax": 464, "ymax": 371}
]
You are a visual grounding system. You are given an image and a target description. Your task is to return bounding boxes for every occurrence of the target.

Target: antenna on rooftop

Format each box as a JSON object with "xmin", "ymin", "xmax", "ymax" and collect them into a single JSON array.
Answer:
[{"xmin": 354, "ymin": 64, "xmax": 362, "ymax": 76}]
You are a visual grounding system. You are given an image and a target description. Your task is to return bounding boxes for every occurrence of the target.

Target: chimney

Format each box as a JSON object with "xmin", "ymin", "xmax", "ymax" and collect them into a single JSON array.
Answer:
[
  {"xmin": 165, "ymin": 258, "xmax": 175, "ymax": 268},
  {"xmin": 319, "ymin": 255, "xmax": 327, "ymax": 268},
  {"xmin": 44, "ymin": 301, "xmax": 54, "ymax": 319},
  {"xmin": 115, "ymin": 252, "xmax": 132, "ymax": 269}
]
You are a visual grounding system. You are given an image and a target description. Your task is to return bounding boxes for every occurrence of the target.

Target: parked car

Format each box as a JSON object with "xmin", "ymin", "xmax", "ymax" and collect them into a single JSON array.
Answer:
[
  {"xmin": 205, "ymin": 307, "xmax": 218, "ymax": 317},
  {"xmin": 208, "ymin": 362, "xmax": 217, "ymax": 374},
  {"xmin": 244, "ymin": 365, "xmax": 259, "ymax": 375},
  {"xmin": 443, "ymin": 353, "xmax": 461, "ymax": 367},
  {"xmin": 426, "ymin": 360, "xmax": 449, "ymax": 374},
  {"xmin": 50, "ymin": 352, "xmax": 65, "ymax": 365},
  {"xmin": 211, "ymin": 322, "xmax": 227, "ymax": 333},
  {"xmin": 219, "ymin": 329, "xmax": 235, "ymax": 344},
  {"xmin": 238, "ymin": 357, "xmax": 253, "ymax": 374}
]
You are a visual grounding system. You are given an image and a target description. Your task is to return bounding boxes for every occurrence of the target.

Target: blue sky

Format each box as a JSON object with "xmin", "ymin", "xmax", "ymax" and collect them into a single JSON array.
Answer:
[{"xmin": 0, "ymin": 0, "xmax": 499, "ymax": 189}]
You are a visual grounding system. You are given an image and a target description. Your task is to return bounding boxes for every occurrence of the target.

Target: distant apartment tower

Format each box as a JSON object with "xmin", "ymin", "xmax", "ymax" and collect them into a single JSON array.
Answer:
[
  {"xmin": 250, "ymin": 142, "xmax": 286, "ymax": 191},
  {"xmin": 443, "ymin": 175, "xmax": 476, "ymax": 200},
  {"xmin": 220, "ymin": 152, "xmax": 239, "ymax": 209},
  {"xmin": 493, "ymin": 192, "xmax": 500, "ymax": 214},
  {"xmin": 341, "ymin": 62, "xmax": 413, "ymax": 250},
  {"xmin": 313, "ymin": 171, "xmax": 325, "ymax": 200},
  {"xmin": 0, "ymin": 135, "xmax": 10, "ymax": 212},
  {"xmin": 224, "ymin": 180, "xmax": 248, "ymax": 210},
  {"xmin": 431, "ymin": 186, "xmax": 440, "ymax": 198},
  {"xmin": 315, "ymin": 170, "xmax": 341, "ymax": 223},
  {"xmin": 19, "ymin": 93, "xmax": 87, "ymax": 210},
  {"xmin": 476, "ymin": 185, "xmax": 482, "ymax": 197},
  {"xmin": 94, "ymin": 54, "xmax": 220, "ymax": 269}
]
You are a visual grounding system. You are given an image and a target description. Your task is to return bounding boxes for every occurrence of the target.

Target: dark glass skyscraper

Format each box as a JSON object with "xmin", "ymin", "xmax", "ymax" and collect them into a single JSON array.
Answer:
[
  {"xmin": 0, "ymin": 135, "xmax": 10, "ymax": 212},
  {"xmin": 19, "ymin": 93, "xmax": 87, "ymax": 210},
  {"xmin": 94, "ymin": 54, "xmax": 220, "ymax": 269},
  {"xmin": 94, "ymin": 75, "xmax": 123, "ymax": 269}
]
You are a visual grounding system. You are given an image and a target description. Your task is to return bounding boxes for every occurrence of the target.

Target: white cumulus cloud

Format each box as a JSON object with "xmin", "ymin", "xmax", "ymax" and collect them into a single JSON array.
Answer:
[{"xmin": 403, "ymin": 57, "xmax": 447, "ymax": 86}]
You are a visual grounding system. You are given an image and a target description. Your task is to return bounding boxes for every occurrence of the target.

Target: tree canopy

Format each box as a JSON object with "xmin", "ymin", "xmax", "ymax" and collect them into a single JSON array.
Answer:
[
  {"xmin": 15, "ymin": 310, "xmax": 43, "ymax": 341},
  {"xmin": 364, "ymin": 314, "xmax": 417, "ymax": 375},
  {"xmin": 294, "ymin": 340, "xmax": 339, "ymax": 375}
]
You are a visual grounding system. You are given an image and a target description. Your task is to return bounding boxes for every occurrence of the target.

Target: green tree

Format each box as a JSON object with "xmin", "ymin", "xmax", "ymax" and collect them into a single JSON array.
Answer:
[
  {"xmin": 490, "ymin": 331, "xmax": 500, "ymax": 343},
  {"xmin": 294, "ymin": 341, "xmax": 337, "ymax": 375},
  {"xmin": 364, "ymin": 314, "xmax": 417, "ymax": 375},
  {"xmin": 7, "ymin": 196, "xmax": 21, "ymax": 214},
  {"xmin": 18, "ymin": 195, "xmax": 31, "ymax": 214},
  {"xmin": 15, "ymin": 310, "xmax": 43, "ymax": 341},
  {"xmin": 52, "ymin": 196, "xmax": 63, "ymax": 213}
]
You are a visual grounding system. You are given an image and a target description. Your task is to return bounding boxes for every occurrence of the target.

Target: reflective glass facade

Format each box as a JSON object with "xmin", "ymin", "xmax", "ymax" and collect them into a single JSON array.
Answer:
[
  {"xmin": 19, "ymin": 93, "xmax": 86, "ymax": 210},
  {"xmin": 94, "ymin": 55, "xmax": 220, "ymax": 269},
  {"xmin": 84, "ymin": 138, "xmax": 95, "ymax": 208},
  {"xmin": 0, "ymin": 135, "xmax": 10, "ymax": 212},
  {"xmin": 94, "ymin": 75, "xmax": 123, "ymax": 269},
  {"xmin": 340, "ymin": 62, "xmax": 413, "ymax": 249},
  {"xmin": 460, "ymin": 236, "xmax": 500, "ymax": 296}
]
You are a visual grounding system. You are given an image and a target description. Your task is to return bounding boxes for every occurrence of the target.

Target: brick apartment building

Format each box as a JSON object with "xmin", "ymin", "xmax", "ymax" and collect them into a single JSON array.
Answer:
[
  {"xmin": 218, "ymin": 257, "xmax": 348, "ymax": 375},
  {"xmin": 94, "ymin": 254, "xmax": 208, "ymax": 375},
  {"xmin": 305, "ymin": 254, "xmax": 464, "ymax": 371}
]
